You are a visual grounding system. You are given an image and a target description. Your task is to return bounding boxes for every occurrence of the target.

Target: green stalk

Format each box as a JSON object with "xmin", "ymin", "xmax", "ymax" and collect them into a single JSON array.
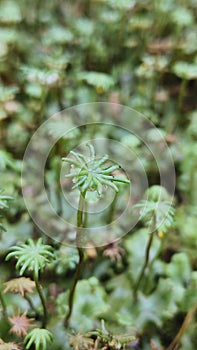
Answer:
[
  {"xmin": 34, "ymin": 272, "xmax": 48, "ymax": 328},
  {"xmin": 107, "ymin": 192, "xmax": 118, "ymax": 224},
  {"xmin": 83, "ymin": 199, "xmax": 88, "ymax": 228},
  {"xmin": 77, "ymin": 191, "xmax": 86, "ymax": 231},
  {"xmin": 64, "ymin": 191, "xmax": 86, "ymax": 327},
  {"xmin": 0, "ymin": 290, "xmax": 7, "ymax": 318},
  {"xmin": 167, "ymin": 300, "xmax": 197, "ymax": 350},
  {"xmin": 133, "ymin": 215, "xmax": 156, "ymax": 299},
  {"xmin": 133, "ymin": 231, "xmax": 154, "ymax": 299},
  {"xmin": 55, "ymin": 155, "xmax": 63, "ymax": 216},
  {"xmin": 149, "ymin": 232, "xmax": 166, "ymax": 269}
]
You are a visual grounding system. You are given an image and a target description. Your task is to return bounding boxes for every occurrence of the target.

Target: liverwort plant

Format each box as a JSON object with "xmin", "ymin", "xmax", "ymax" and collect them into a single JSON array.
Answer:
[
  {"xmin": 24, "ymin": 328, "xmax": 53, "ymax": 350},
  {"xmin": 133, "ymin": 185, "xmax": 175, "ymax": 298},
  {"xmin": 89, "ymin": 319, "xmax": 137, "ymax": 350},
  {"xmin": 63, "ymin": 144, "xmax": 129, "ymax": 194},
  {"xmin": 62, "ymin": 144, "xmax": 130, "ymax": 326},
  {"xmin": 6, "ymin": 238, "xmax": 55, "ymax": 328}
]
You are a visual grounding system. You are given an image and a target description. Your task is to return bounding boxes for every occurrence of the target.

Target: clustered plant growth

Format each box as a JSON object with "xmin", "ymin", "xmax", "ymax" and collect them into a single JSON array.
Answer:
[
  {"xmin": 6, "ymin": 238, "xmax": 55, "ymax": 328},
  {"xmin": 133, "ymin": 186, "xmax": 175, "ymax": 298},
  {"xmin": 62, "ymin": 144, "xmax": 130, "ymax": 326},
  {"xmin": 0, "ymin": 0, "xmax": 197, "ymax": 349}
]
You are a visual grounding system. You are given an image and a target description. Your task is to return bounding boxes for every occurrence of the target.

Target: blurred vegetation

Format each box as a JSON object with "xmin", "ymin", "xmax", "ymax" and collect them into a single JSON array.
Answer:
[{"xmin": 0, "ymin": 0, "xmax": 197, "ymax": 349}]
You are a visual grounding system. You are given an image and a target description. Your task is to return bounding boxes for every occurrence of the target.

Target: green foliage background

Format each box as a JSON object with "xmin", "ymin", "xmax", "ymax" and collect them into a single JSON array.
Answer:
[{"xmin": 0, "ymin": 0, "xmax": 197, "ymax": 349}]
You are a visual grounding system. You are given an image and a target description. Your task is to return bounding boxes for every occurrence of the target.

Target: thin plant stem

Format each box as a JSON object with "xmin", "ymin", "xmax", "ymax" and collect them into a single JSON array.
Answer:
[
  {"xmin": 77, "ymin": 191, "xmax": 86, "ymax": 229},
  {"xmin": 34, "ymin": 273, "xmax": 48, "ymax": 328},
  {"xmin": 149, "ymin": 234, "xmax": 166, "ymax": 270},
  {"xmin": 64, "ymin": 191, "xmax": 86, "ymax": 327},
  {"xmin": 144, "ymin": 235, "xmax": 166, "ymax": 295},
  {"xmin": 83, "ymin": 199, "xmax": 88, "ymax": 228},
  {"xmin": 107, "ymin": 192, "xmax": 118, "ymax": 224},
  {"xmin": 133, "ymin": 231, "xmax": 154, "ymax": 299},
  {"xmin": 64, "ymin": 247, "xmax": 84, "ymax": 327},
  {"xmin": 0, "ymin": 290, "xmax": 7, "ymax": 318},
  {"xmin": 133, "ymin": 215, "xmax": 156, "ymax": 299},
  {"xmin": 166, "ymin": 300, "xmax": 197, "ymax": 350},
  {"xmin": 55, "ymin": 156, "xmax": 63, "ymax": 216}
]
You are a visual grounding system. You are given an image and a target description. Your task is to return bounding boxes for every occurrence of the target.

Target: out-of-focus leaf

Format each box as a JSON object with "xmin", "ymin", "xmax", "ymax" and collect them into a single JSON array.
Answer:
[
  {"xmin": 165, "ymin": 253, "xmax": 191, "ymax": 285},
  {"xmin": 57, "ymin": 277, "xmax": 109, "ymax": 331},
  {"xmin": 78, "ymin": 72, "xmax": 115, "ymax": 92},
  {"xmin": 55, "ymin": 246, "xmax": 79, "ymax": 274},
  {"xmin": 0, "ymin": 0, "xmax": 22, "ymax": 24},
  {"xmin": 173, "ymin": 62, "xmax": 197, "ymax": 80}
]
